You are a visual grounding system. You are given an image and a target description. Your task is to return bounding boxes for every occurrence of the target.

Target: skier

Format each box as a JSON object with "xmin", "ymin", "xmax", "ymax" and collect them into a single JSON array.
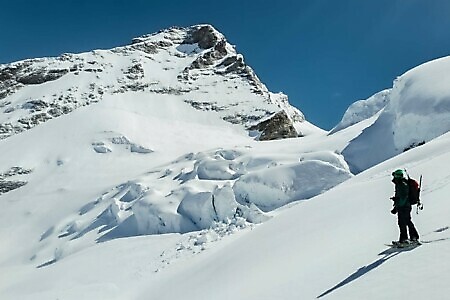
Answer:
[{"xmin": 390, "ymin": 169, "xmax": 420, "ymax": 246}]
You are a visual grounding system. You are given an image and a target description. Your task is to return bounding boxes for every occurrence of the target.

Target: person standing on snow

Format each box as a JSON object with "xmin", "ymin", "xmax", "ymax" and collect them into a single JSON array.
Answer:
[{"xmin": 390, "ymin": 169, "xmax": 420, "ymax": 245}]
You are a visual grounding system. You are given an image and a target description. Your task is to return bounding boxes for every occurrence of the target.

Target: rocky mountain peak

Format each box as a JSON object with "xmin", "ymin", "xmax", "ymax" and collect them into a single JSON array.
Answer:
[
  {"xmin": 0, "ymin": 24, "xmax": 309, "ymax": 141},
  {"xmin": 184, "ymin": 24, "xmax": 222, "ymax": 49}
]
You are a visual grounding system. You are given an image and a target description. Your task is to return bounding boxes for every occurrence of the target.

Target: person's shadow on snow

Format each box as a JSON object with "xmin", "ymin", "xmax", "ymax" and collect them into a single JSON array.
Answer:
[
  {"xmin": 318, "ymin": 226, "xmax": 450, "ymax": 298},
  {"xmin": 316, "ymin": 246, "xmax": 417, "ymax": 298}
]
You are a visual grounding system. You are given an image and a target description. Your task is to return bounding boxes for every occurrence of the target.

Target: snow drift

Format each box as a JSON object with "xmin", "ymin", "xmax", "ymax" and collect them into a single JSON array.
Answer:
[{"xmin": 234, "ymin": 154, "xmax": 352, "ymax": 211}]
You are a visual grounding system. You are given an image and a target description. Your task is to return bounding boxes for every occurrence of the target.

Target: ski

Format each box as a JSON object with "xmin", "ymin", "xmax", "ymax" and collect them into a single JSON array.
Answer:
[{"xmin": 385, "ymin": 240, "xmax": 422, "ymax": 249}]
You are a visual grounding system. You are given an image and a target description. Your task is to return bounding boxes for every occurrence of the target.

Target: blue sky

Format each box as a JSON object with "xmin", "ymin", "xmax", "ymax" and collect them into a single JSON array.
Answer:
[{"xmin": 1, "ymin": 0, "xmax": 449, "ymax": 130}]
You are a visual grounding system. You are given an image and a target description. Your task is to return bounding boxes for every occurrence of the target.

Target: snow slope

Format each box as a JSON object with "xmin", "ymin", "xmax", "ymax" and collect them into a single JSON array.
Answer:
[
  {"xmin": 0, "ymin": 94, "xmax": 353, "ymax": 271},
  {"xmin": 139, "ymin": 131, "xmax": 450, "ymax": 300},
  {"xmin": 1, "ymin": 106, "xmax": 449, "ymax": 300},
  {"xmin": 341, "ymin": 56, "xmax": 450, "ymax": 173}
]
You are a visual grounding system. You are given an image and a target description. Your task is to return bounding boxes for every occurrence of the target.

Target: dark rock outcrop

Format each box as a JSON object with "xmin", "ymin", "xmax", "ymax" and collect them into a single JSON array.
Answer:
[
  {"xmin": 131, "ymin": 41, "xmax": 160, "ymax": 55},
  {"xmin": 0, "ymin": 180, "xmax": 27, "ymax": 194},
  {"xmin": 187, "ymin": 39, "xmax": 229, "ymax": 71},
  {"xmin": 179, "ymin": 25, "xmax": 266, "ymax": 95},
  {"xmin": 250, "ymin": 111, "xmax": 300, "ymax": 141},
  {"xmin": 184, "ymin": 25, "xmax": 218, "ymax": 49},
  {"xmin": 0, "ymin": 62, "xmax": 69, "ymax": 103},
  {"xmin": 125, "ymin": 64, "xmax": 145, "ymax": 80},
  {"xmin": 17, "ymin": 68, "xmax": 68, "ymax": 85},
  {"xmin": 0, "ymin": 167, "xmax": 32, "ymax": 195}
]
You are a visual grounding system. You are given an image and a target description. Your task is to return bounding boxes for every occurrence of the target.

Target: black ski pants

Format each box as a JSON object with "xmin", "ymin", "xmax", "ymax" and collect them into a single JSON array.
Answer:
[{"xmin": 397, "ymin": 206, "xmax": 419, "ymax": 241}]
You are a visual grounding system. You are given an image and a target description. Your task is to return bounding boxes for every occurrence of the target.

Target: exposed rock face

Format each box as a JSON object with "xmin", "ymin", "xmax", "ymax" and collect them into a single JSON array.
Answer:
[
  {"xmin": 16, "ymin": 68, "xmax": 69, "ymax": 85},
  {"xmin": 0, "ymin": 63, "xmax": 69, "ymax": 98},
  {"xmin": 250, "ymin": 111, "xmax": 300, "ymax": 141},
  {"xmin": 0, "ymin": 65, "xmax": 25, "ymax": 100},
  {"xmin": 183, "ymin": 25, "xmax": 218, "ymax": 49},
  {"xmin": 0, "ymin": 167, "xmax": 32, "ymax": 195},
  {"xmin": 178, "ymin": 25, "xmax": 268, "ymax": 97},
  {"xmin": 0, "ymin": 180, "xmax": 27, "ymax": 194},
  {"xmin": 124, "ymin": 63, "xmax": 145, "ymax": 80},
  {"xmin": 188, "ymin": 40, "xmax": 229, "ymax": 70},
  {"xmin": 130, "ymin": 41, "xmax": 158, "ymax": 55}
]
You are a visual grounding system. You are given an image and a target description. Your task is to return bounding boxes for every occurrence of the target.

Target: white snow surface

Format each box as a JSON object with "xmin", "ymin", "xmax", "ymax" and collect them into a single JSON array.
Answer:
[
  {"xmin": 342, "ymin": 56, "xmax": 450, "ymax": 173},
  {"xmin": 330, "ymin": 89, "xmax": 390, "ymax": 134},
  {"xmin": 1, "ymin": 26, "xmax": 450, "ymax": 300}
]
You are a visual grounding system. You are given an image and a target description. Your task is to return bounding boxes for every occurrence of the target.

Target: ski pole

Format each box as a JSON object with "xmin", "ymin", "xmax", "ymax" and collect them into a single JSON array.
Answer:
[{"xmin": 418, "ymin": 175, "xmax": 423, "ymax": 212}]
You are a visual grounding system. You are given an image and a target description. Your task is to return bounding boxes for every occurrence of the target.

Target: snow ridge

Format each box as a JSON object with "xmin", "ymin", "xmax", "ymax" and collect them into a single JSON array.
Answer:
[
  {"xmin": 330, "ymin": 89, "xmax": 390, "ymax": 134},
  {"xmin": 342, "ymin": 56, "xmax": 450, "ymax": 173}
]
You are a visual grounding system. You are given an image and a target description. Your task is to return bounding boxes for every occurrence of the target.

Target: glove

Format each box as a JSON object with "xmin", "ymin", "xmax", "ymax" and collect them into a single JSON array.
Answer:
[{"xmin": 391, "ymin": 207, "xmax": 397, "ymax": 215}]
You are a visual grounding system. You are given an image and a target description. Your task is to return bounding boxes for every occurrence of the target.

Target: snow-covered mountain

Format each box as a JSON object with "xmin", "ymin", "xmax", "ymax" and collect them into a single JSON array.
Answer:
[
  {"xmin": 1, "ymin": 25, "xmax": 450, "ymax": 300},
  {"xmin": 0, "ymin": 24, "xmax": 316, "ymax": 143},
  {"xmin": 330, "ymin": 89, "xmax": 390, "ymax": 134},
  {"xmin": 340, "ymin": 56, "xmax": 450, "ymax": 173}
]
